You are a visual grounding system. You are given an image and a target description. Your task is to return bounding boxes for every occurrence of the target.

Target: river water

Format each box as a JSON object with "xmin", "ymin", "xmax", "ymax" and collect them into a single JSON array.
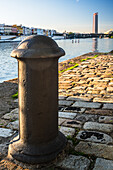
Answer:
[{"xmin": 0, "ymin": 38, "xmax": 113, "ymax": 83}]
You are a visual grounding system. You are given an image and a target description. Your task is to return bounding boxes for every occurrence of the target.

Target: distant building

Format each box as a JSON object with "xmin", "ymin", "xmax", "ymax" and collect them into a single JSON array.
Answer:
[
  {"xmin": 12, "ymin": 25, "xmax": 17, "ymax": 35},
  {"xmin": 37, "ymin": 28, "xmax": 44, "ymax": 35},
  {"xmin": 4, "ymin": 25, "xmax": 12, "ymax": 35},
  {"xmin": 0, "ymin": 24, "xmax": 5, "ymax": 35},
  {"xmin": 93, "ymin": 12, "xmax": 98, "ymax": 34}
]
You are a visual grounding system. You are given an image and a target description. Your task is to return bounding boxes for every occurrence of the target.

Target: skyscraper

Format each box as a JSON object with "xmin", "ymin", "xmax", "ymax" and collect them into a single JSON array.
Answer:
[{"xmin": 93, "ymin": 12, "xmax": 98, "ymax": 34}]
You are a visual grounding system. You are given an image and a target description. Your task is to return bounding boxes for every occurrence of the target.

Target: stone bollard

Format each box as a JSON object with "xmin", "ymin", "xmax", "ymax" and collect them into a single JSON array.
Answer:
[{"xmin": 8, "ymin": 35, "xmax": 66, "ymax": 164}]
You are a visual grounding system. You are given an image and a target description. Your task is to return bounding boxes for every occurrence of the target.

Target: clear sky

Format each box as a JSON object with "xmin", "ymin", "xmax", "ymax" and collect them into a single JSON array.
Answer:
[{"xmin": 0, "ymin": 0, "xmax": 113, "ymax": 33}]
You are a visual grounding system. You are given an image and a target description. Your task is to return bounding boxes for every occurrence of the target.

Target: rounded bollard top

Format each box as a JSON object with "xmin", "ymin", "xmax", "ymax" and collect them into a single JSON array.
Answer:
[{"xmin": 11, "ymin": 35, "xmax": 65, "ymax": 59}]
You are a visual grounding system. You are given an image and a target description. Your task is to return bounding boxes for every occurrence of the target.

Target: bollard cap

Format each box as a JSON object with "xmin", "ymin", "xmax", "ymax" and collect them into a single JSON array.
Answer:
[{"xmin": 11, "ymin": 35, "xmax": 65, "ymax": 59}]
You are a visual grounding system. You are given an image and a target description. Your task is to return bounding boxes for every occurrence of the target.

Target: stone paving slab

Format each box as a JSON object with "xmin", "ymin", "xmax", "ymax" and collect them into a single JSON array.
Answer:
[
  {"xmin": 58, "ymin": 100, "xmax": 74, "ymax": 106},
  {"xmin": 58, "ymin": 118, "xmax": 66, "ymax": 125},
  {"xmin": 103, "ymin": 103, "xmax": 113, "ymax": 109},
  {"xmin": 75, "ymin": 114, "xmax": 98, "ymax": 123},
  {"xmin": 76, "ymin": 130, "xmax": 113, "ymax": 144},
  {"xmin": 64, "ymin": 106, "xmax": 86, "ymax": 113},
  {"xmin": 75, "ymin": 142, "xmax": 113, "ymax": 160},
  {"xmin": 85, "ymin": 109, "xmax": 113, "ymax": 116},
  {"xmin": 57, "ymin": 155, "xmax": 90, "ymax": 170},
  {"xmin": 59, "ymin": 126, "xmax": 75, "ymax": 137},
  {"xmin": 83, "ymin": 121, "xmax": 113, "ymax": 133},
  {"xmin": 72, "ymin": 101, "xmax": 102, "ymax": 109},
  {"xmin": 93, "ymin": 158, "xmax": 113, "ymax": 170},
  {"xmin": 0, "ymin": 128, "xmax": 14, "ymax": 138},
  {"xmin": 59, "ymin": 111, "xmax": 77, "ymax": 119},
  {"xmin": 99, "ymin": 116, "xmax": 113, "ymax": 123},
  {"xmin": 7, "ymin": 120, "xmax": 19, "ymax": 130},
  {"xmin": 62, "ymin": 119, "xmax": 82, "ymax": 128}
]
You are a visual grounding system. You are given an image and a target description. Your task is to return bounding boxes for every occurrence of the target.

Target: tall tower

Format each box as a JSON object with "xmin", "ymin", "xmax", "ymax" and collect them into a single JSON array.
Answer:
[{"xmin": 93, "ymin": 12, "xmax": 98, "ymax": 34}]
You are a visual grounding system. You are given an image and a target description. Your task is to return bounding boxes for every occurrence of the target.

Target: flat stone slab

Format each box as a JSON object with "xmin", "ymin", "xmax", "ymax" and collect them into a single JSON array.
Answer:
[
  {"xmin": 59, "ymin": 112, "xmax": 77, "ymax": 119},
  {"xmin": 64, "ymin": 107, "xmax": 86, "ymax": 113},
  {"xmin": 0, "ymin": 143, "xmax": 8, "ymax": 159},
  {"xmin": 2, "ymin": 108, "xmax": 18, "ymax": 121},
  {"xmin": 67, "ymin": 96, "xmax": 93, "ymax": 102},
  {"xmin": 75, "ymin": 114, "xmax": 98, "ymax": 123},
  {"xmin": 57, "ymin": 155, "xmax": 90, "ymax": 170},
  {"xmin": 72, "ymin": 101, "xmax": 102, "ymax": 109},
  {"xmin": 10, "ymin": 108, "xmax": 18, "ymax": 114},
  {"xmin": 103, "ymin": 103, "xmax": 113, "ymax": 110},
  {"xmin": 99, "ymin": 116, "xmax": 113, "ymax": 123},
  {"xmin": 83, "ymin": 121, "xmax": 113, "ymax": 133},
  {"xmin": 7, "ymin": 120, "xmax": 19, "ymax": 130},
  {"xmin": 58, "ymin": 118, "xmax": 66, "ymax": 125},
  {"xmin": 59, "ymin": 100, "xmax": 74, "ymax": 106},
  {"xmin": 85, "ymin": 109, "xmax": 113, "ymax": 116},
  {"xmin": 76, "ymin": 131, "xmax": 113, "ymax": 144},
  {"xmin": 0, "ymin": 119, "xmax": 9, "ymax": 127},
  {"xmin": 59, "ymin": 126, "xmax": 75, "ymax": 137},
  {"xmin": 2, "ymin": 112, "xmax": 18, "ymax": 121},
  {"xmin": 93, "ymin": 158, "xmax": 113, "ymax": 170},
  {"xmin": 62, "ymin": 119, "xmax": 82, "ymax": 128},
  {"xmin": 66, "ymin": 96, "xmax": 92, "ymax": 102},
  {"xmin": 58, "ymin": 96, "xmax": 67, "ymax": 100},
  {"xmin": 93, "ymin": 97, "xmax": 113, "ymax": 103},
  {"xmin": 75, "ymin": 141, "xmax": 113, "ymax": 160},
  {"xmin": 0, "ymin": 128, "xmax": 14, "ymax": 138}
]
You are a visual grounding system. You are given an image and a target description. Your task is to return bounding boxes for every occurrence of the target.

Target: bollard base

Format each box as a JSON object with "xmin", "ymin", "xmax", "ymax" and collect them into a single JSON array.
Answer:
[{"xmin": 8, "ymin": 131, "xmax": 67, "ymax": 164}]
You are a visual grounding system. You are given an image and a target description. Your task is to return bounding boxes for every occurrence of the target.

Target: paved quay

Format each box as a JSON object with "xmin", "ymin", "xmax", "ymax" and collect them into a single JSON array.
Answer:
[{"xmin": 0, "ymin": 53, "xmax": 113, "ymax": 169}]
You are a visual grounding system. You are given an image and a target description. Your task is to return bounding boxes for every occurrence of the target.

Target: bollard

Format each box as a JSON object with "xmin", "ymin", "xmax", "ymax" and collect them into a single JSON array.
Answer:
[{"xmin": 8, "ymin": 35, "xmax": 67, "ymax": 164}]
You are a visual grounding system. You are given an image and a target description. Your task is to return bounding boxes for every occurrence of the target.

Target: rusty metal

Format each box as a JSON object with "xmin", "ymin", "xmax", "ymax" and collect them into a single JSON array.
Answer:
[{"xmin": 8, "ymin": 35, "xmax": 66, "ymax": 164}]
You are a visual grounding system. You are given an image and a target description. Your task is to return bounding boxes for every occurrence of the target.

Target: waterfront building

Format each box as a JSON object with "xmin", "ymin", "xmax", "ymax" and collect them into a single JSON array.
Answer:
[
  {"xmin": 4, "ymin": 25, "xmax": 12, "ymax": 35},
  {"xmin": 0, "ymin": 24, "xmax": 5, "ymax": 35},
  {"xmin": 93, "ymin": 12, "xmax": 98, "ymax": 34},
  {"xmin": 51, "ymin": 30, "xmax": 56, "ymax": 37},
  {"xmin": 12, "ymin": 25, "xmax": 17, "ymax": 35},
  {"xmin": 22, "ymin": 26, "xmax": 31, "ymax": 35},
  {"xmin": 37, "ymin": 28, "xmax": 44, "ymax": 35},
  {"xmin": 0, "ymin": 23, "xmax": 57, "ymax": 37},
  {"xmin": 16, "ymin": 25, "xmax": 23, "ymax": 35},
  {"xmin": 31, "ymin": 27, "xmax": 37, "ymax": 35}
]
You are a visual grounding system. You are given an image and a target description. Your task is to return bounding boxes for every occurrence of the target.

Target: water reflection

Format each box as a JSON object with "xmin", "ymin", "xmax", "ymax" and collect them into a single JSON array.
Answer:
[{"xmin": 92, "ymin": 38, "xmax": 98, "ymax": 52}]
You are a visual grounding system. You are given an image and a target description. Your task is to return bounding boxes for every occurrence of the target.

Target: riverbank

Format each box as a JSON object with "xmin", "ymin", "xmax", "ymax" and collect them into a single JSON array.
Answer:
[{"xmin": 0, "ymin": 51, "xmax": 113, "ymax": 169}]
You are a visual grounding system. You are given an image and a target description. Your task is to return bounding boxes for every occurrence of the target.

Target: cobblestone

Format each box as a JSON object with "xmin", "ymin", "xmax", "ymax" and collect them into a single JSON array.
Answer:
[
  {"xmin": 59, "ymin": 126, "xmax": 75, "ymax": 137},
  {"xmin": 93, "ymin": 158, "xmax": 113, "ymax": 170},
  {"xmin": 72, "ymin": 101, "xmax": 102, "ymax": 109},
  {"xmin": 0, "ymin": 128, "xmax": 14, "ymax": 138},
  {"xmin": 57, "ymin": 155, "xmax": 90, "ymax": 170},
  {"xmin": 59, "ymin": 111, "xmax": 77, "ymax": 119},
  {"xmin": 58, "ymin": 100, "xmax": 74, "ymax": 106},
  {"xmin": 103, "ymin": 103, "xmax": 113, "ymax": 109},
  {"xmin": 83, "ymin": 121, "xmax": 113, "ymax": 133},
  {"xmin": 76, "ymin": 130, "xmax": 113, "ymax": 144},
  {"xmin": 7, "ymin": 120, "xmax": 19, "ymax": 130},
  {"xmin": 75, "ymin": 142, "xmax": 113, "ymax": 160},
  {"xmin": 62, "ymin": 119, "xmax": 82, "ymax": 128},
  {"xmin": 99, "ymin": 116, "xmax": 113, "ymax": 123}
]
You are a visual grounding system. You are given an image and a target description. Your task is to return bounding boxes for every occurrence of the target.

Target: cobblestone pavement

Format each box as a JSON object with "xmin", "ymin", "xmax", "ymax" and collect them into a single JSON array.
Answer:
[
  {"xmin": 0, "ymin": 54, "xmax": 113, "ymax": 169},
  {"xmin": 59, "ymin": 54, "xmax": 113, "ymax": 103}
]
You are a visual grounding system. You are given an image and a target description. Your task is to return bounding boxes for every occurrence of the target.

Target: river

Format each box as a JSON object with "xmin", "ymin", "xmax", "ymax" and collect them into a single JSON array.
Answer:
[{"xmin": 0, "ymin": 38, "xmax": 113, "ymax": 83}]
